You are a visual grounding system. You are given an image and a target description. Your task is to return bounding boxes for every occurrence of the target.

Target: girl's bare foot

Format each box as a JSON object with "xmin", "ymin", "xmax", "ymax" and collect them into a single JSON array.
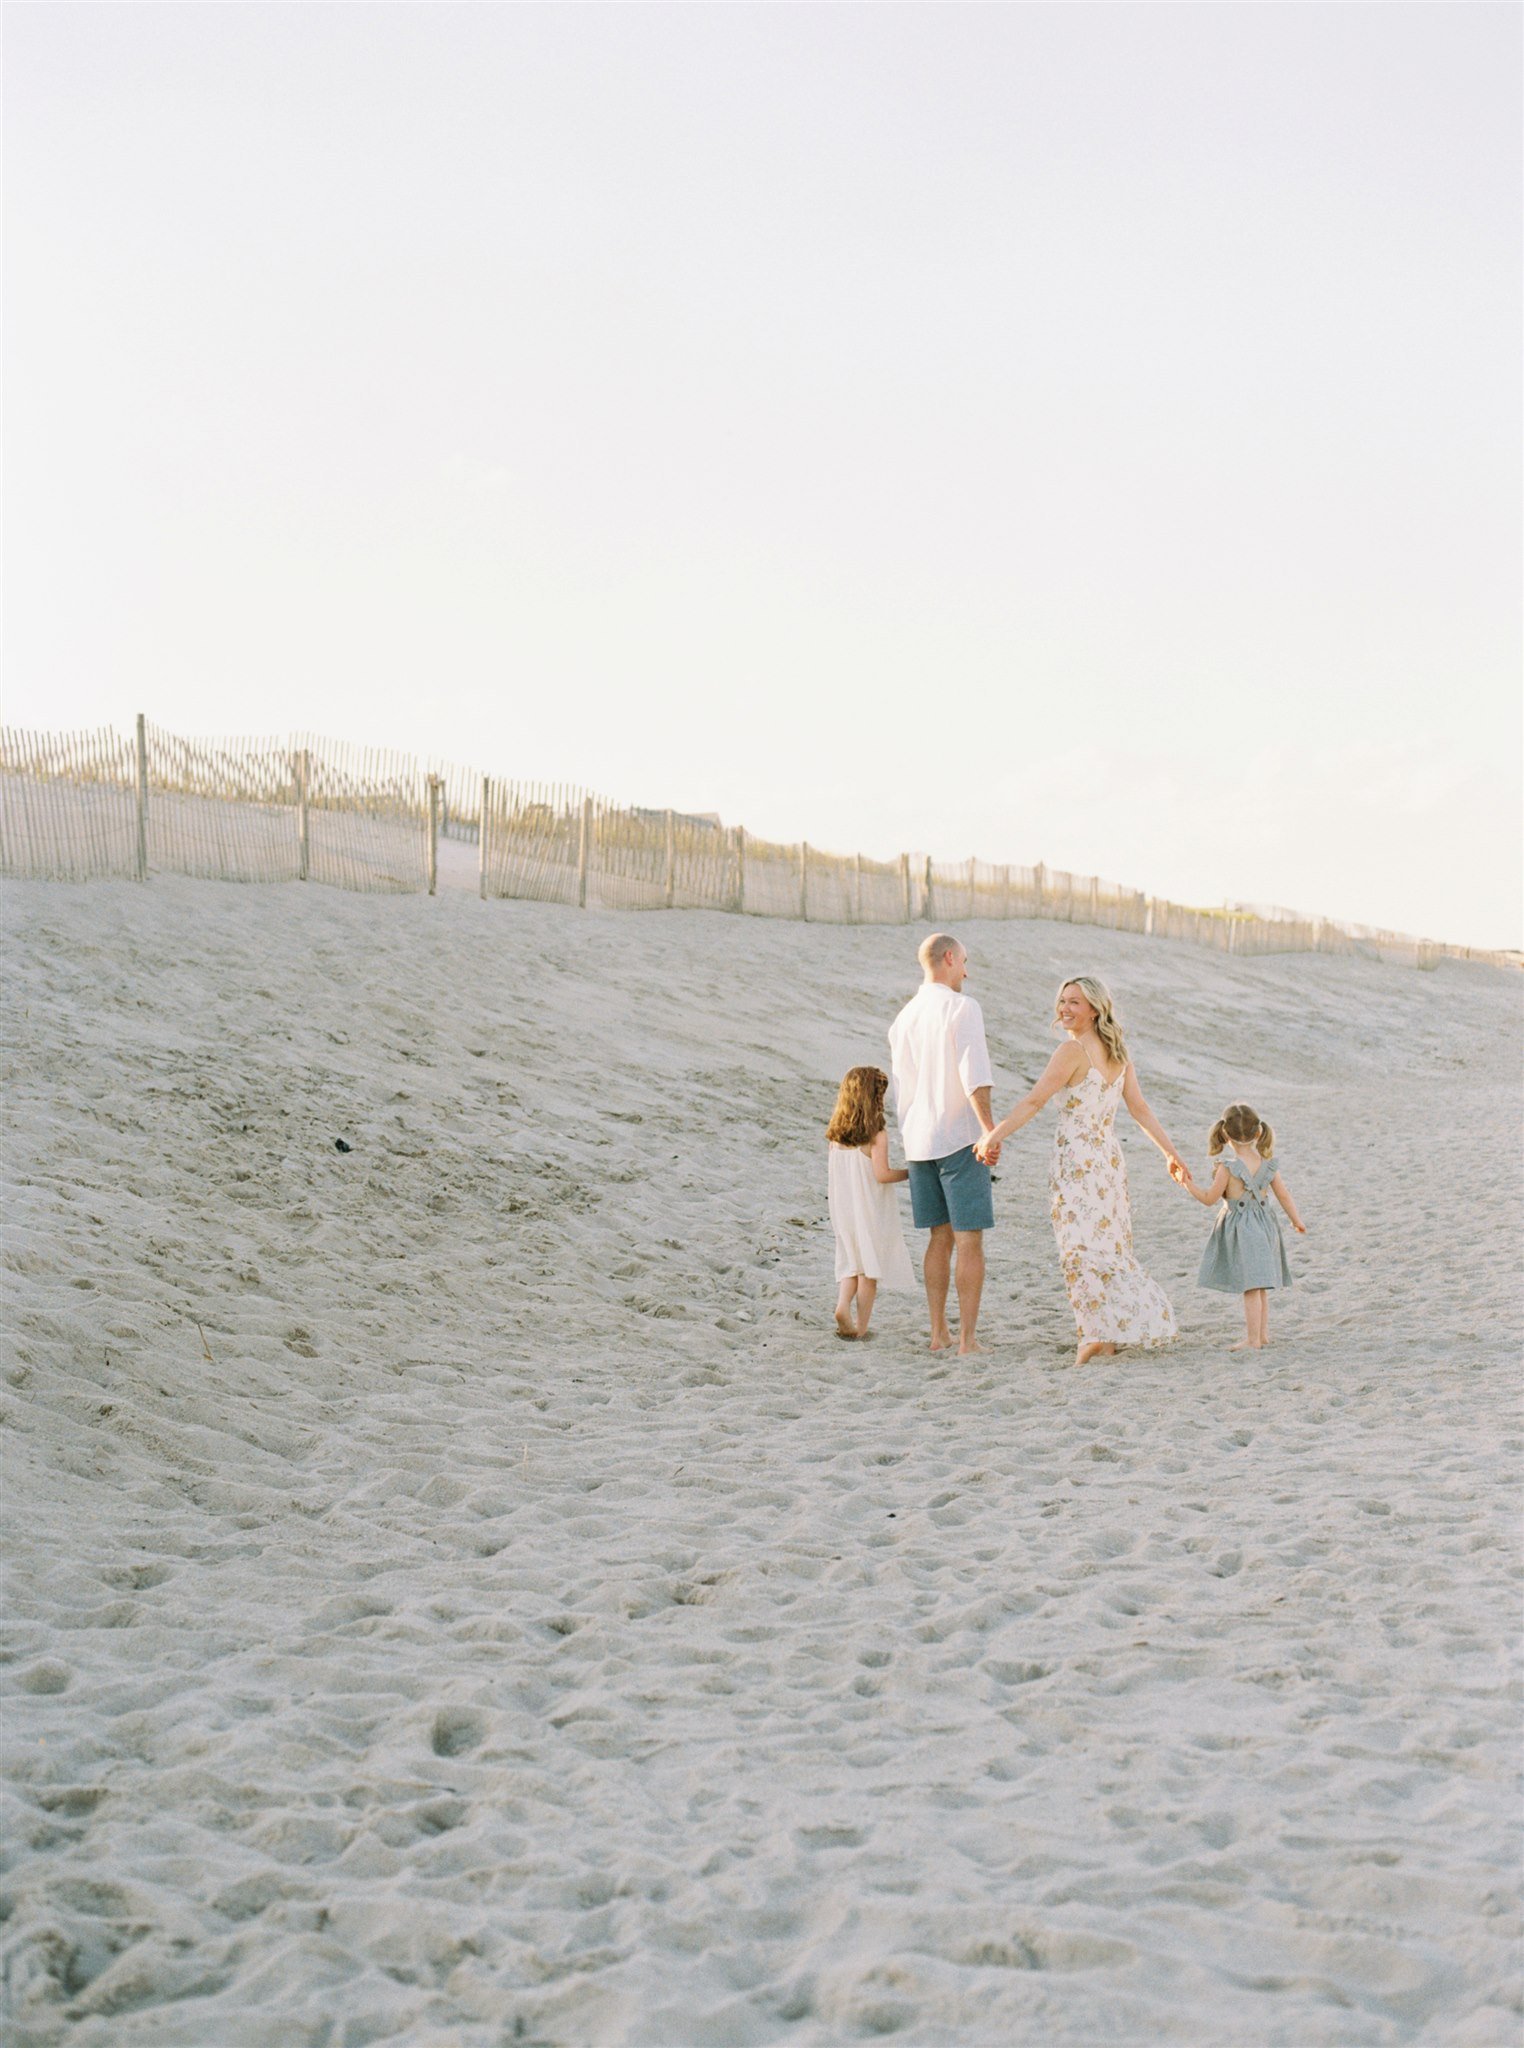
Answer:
[
  {"xmin": 1230, "ymin": 1339, "xmax": 1263, "ymax": 1351},
  {"xmin": 835, "ymin": 1310, "xmax": 857, "ymax": 1340},
  {"xmin": 856, "ymin": 1329, "xmax": 876, "ymax": 1342}
]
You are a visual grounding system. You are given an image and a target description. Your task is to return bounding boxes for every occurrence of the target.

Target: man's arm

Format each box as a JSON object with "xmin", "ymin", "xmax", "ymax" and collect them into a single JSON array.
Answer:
[
  {"xmin": 957, "ymin": 1005, "xmax": 998, "ymax": 1158},
  {"xmin": 969, "ymin": 1084, "xmax": 1000, "ymax": 1164}
]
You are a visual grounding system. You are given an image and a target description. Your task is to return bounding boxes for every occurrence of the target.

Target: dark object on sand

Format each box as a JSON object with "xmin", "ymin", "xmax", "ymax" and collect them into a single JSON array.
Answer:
[{"xmin": 334, "ymin": 1138, "xmax": 352, "ymax": 1153}]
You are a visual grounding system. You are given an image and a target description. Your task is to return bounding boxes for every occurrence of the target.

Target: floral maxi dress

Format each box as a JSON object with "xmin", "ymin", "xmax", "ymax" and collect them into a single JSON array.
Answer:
[{"xmin": 1049, "ymin": 1065, "xmax": 1177, "ymax": 1348}]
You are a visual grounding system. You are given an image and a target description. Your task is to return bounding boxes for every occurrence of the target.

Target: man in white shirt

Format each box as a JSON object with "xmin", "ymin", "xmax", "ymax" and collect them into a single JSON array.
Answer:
[{"xmin": 887, "ymin": 932, "xmax": 1000, "ymax": 1355}]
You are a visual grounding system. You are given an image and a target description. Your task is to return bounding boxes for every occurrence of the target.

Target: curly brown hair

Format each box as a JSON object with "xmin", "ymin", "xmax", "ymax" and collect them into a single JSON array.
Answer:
[{"xmin": 827, "ymin": 1066, "xmax": 889, "ymax": 1149}]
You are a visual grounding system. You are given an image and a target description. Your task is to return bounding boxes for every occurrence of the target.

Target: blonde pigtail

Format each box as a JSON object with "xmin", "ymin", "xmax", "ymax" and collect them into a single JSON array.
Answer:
[
  {"xmin": 1208, "ymin": 1118, "xmax": 1229, "ymax": 1156},
  {"xmin": 1257, "ymin": 1119, "xmax": 1275, "ymax": 1158}
]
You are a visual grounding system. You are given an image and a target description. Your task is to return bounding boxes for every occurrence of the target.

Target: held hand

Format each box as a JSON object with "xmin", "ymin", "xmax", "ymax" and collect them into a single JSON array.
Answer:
[
  {"xmin": 1166, "ymin": 1154, "xmax": 1191, "ymax": 1186},
  {"xmin": 975, "ymin": 1133, "xmax": 1001, "ymax": 1166}
]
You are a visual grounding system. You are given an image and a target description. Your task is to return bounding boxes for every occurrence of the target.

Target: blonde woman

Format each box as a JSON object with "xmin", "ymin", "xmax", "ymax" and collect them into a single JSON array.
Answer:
[{"xmin": 975, "ymin": 977, "xmax": 1185, "ymax": 1365}]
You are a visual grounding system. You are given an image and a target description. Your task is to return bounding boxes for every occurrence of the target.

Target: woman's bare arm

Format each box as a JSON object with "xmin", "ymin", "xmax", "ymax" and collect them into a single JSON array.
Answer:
[
  {"xmin": 1121, "ymin": 1064, "xmax": 1189, "ymax": 1180},
  {"xmin": 977, "ymin": 1044, "xmax": 1086, "ymax": 1156}
]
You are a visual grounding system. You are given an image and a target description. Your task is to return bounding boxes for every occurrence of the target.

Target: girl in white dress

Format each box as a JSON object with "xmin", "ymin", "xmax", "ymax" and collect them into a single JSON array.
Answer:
[{"xmin": 826, "ymin": 1066, "xmax": 915, "ymax": 1340}]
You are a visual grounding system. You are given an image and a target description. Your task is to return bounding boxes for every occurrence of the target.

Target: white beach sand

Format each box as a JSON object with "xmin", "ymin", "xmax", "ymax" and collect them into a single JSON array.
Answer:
[{"xmin": 2, "ymin": 878, "xmax": 1520, "ymax": 2047}]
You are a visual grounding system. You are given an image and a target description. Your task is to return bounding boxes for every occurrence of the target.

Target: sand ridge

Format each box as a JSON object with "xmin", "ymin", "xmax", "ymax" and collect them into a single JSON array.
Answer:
[{"xmin": 1, "ymin": 879, "xmax": 1520, "ymax": 2045}]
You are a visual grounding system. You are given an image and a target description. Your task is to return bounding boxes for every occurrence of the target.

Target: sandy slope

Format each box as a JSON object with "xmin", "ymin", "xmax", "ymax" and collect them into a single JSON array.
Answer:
[{"xmin": 1, "ymin": 878, "xmax": 1519, "ymax": 2047}]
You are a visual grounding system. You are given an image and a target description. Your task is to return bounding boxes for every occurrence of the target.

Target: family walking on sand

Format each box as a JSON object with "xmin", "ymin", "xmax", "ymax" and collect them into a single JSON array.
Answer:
[{"xmin": 826, "ymin": 932, "xmax": 1306, "ymax": 1361}]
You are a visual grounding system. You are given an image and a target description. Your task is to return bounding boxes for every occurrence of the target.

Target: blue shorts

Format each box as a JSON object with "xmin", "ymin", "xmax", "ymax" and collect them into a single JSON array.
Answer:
[{"xmin": 907, "ymin": 1145, "xmax": 995, "ymax": 1233}]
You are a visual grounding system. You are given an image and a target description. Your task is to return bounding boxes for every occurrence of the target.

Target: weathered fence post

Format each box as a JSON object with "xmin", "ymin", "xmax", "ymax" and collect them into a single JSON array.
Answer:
[
  {"xmin": 134, "ymin": 713, "xmax": 149, "ymax": 881},
  {"xmin": 479, "ymin": 776, "xmax": 491, "ymax": 901},
  {"xmin": 664, "ymin": 808, "xmax": 676, "ymax": 909},
  {"xmin": 1033, "ymin": 861, "xmax": 1045, "ymax": 917},
  {"xmin": 853, "ymin": 853, "xmax": 863, "ymax": 923},
  {"xmin": 900, "ymin": 853, "xmax": 912, "ymax": 923},
  {"xmin": 1089, "ymin": 875, "xmax": 1100, "ymax": 922},
  {"xmin": 800, "ymin": 842, "xmax": 810, "ymax": 922},
  {"xmin": 295, "ymin": 748, "xmax": 310, "ymax": 882},
  {"xmin": 1145, "ymin": 896, "xmax": 1156, "ymax": 937},
  {"xmin": 426, "ymin": 774, "xmax": 440, "ymax": 897},
  {"xmin": 967, "ymin": 856, "xmax": 977, "ymax": 919},
  {"xmin": 923, "ymin": 854, "xmax": 934, "ymax": 920},
  {"xmin": 1001, "ymin": 864, "xmax": 1012, "ymax": 919},
  {"xmin": 577, "ymin": 795, "xmax": 592, "ymax": 908},
  {"xmin": 734, "ymin": 826, "xmax": 746, "ymax": 913}
]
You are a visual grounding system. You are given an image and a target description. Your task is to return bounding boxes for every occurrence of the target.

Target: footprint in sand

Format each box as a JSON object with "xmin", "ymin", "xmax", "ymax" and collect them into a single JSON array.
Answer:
[
  {"xmin": 985, "ymin": 1658, "xmax": 1054, "ymax": 1686},
  {"xmin": 18, "ymin": 1659, "xmax": 72, "ymax": 1695},
  {"xmin": 429, "ymin": 1706, "xmax": 487, "ymax": 1758}
]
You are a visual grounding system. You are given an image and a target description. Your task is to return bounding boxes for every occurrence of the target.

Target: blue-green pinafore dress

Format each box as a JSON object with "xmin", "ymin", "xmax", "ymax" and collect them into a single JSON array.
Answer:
[{"xmin": 1198, "ymin": 1155, "xmax": 1292, "ymax": 1293}]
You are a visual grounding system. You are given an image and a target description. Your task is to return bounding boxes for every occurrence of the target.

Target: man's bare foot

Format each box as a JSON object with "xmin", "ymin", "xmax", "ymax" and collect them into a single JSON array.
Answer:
[
  {"xmin": 835, "ymin": 1310, "xmax": 857, "ymax": 1340},
  {"xmin": 1075, "ymin": 1340, "xmax": 1118, "ymax": 1366},
  {"xmin": 929, "ymin": 1326, "xmax": 954, "ymax": 1352},
  {"xmin": 958, "ymin": 1338, "xmax": 987, "ymax": 1356},
  {"xmin": 856, "ymin": 1329, "xmax": 876, "ymax": 1342}
]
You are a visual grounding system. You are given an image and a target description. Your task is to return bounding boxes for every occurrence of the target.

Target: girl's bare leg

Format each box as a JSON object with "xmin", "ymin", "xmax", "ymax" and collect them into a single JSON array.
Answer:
[
  {"xmin": 854, "ymin": 1277, "xmax": 879, "ymax": 1339},
  {"xmin": 835, "ymin": 1277, "xmax": 858, "ymax": 1339},
  {"xmin": 1254, "ymin": 1292, "xmax": 1269, "ymax": 1347},
  {"xmin": 1232, "ymin": 1292, "xmax": 1255, "ymax": 1349},
  {"xmin": 1233, "ymin": 1291, "xmax": 1267, "ymax": 1349}
]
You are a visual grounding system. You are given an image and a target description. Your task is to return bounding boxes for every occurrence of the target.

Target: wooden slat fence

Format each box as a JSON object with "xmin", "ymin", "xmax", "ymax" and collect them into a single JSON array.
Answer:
[
  {"xmin": 295, "ymin": 735, "xmax": 429, "ymax": 894},
  {"xmin": 0, "ymin": 718, "xmax": 1511, "ymax": 970},
  {"xmin": 0, "ymin": 727, "xmax": 139, "ymax": 881},
  {"xmin": 145, "ymin": 724, "xmax": 301, "ymax": 883}
]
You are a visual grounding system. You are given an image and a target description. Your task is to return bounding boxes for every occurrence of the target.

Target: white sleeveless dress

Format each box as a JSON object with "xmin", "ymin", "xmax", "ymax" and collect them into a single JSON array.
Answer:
[
  {"xmin": 1049, "ymin": 1065, "xmax": 1176, "ymax": 1347},
  {"xmin": 828, "ymin": 1144, "xmax": 915, "ymax": 1288}
]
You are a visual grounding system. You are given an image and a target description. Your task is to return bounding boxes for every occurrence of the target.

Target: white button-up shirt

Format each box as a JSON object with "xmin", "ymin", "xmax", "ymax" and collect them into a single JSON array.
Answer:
[{"xmin": 886, "ymin": 982, "xmax": 994, "ymax": 1162}]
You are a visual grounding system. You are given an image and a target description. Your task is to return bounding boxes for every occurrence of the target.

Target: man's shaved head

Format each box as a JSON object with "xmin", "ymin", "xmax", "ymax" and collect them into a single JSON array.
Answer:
[{"xmin": 917, "ymin": 932, "xmax": 962, "ymax": 974}]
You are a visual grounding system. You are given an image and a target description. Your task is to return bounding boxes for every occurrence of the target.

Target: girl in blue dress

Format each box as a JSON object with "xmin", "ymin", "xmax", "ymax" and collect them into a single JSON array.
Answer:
[{"xmin": 1184, "ymin": 1103, "xmax": 1307, "ymax": 1350}]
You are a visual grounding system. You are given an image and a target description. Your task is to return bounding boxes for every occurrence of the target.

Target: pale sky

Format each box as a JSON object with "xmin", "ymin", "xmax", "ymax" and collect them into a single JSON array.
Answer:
[{"xmin": 5, "ymin": 3, "xmax": 1520, "ymax": 949}]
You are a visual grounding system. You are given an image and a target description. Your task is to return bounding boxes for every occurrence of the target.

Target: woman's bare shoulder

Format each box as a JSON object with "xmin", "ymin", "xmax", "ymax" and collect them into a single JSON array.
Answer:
[{"xmin": 1046, "ymin": 1040, "xmax": 1086, "ymax": 1073}]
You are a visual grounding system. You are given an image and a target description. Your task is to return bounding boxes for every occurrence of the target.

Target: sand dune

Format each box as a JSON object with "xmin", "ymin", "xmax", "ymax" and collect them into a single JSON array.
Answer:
[{"xmin": 1, "ymin": 878, "xmax": 1519, "ymax": 2046}]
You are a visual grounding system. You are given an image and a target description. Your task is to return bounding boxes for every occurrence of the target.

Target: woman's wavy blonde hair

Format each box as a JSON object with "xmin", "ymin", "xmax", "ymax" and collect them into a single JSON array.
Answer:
[
  {"xmin": 827, "ymin": 1066, "xmax": 889, "ymax": 1149},
  {"xmin": 1209, "ymin": 1103, "xmax": 1275, "ymax": 1158},
  {"xmin": 1054, "ymin": 976, "xmax": 1127, "ymax": 1069}
]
